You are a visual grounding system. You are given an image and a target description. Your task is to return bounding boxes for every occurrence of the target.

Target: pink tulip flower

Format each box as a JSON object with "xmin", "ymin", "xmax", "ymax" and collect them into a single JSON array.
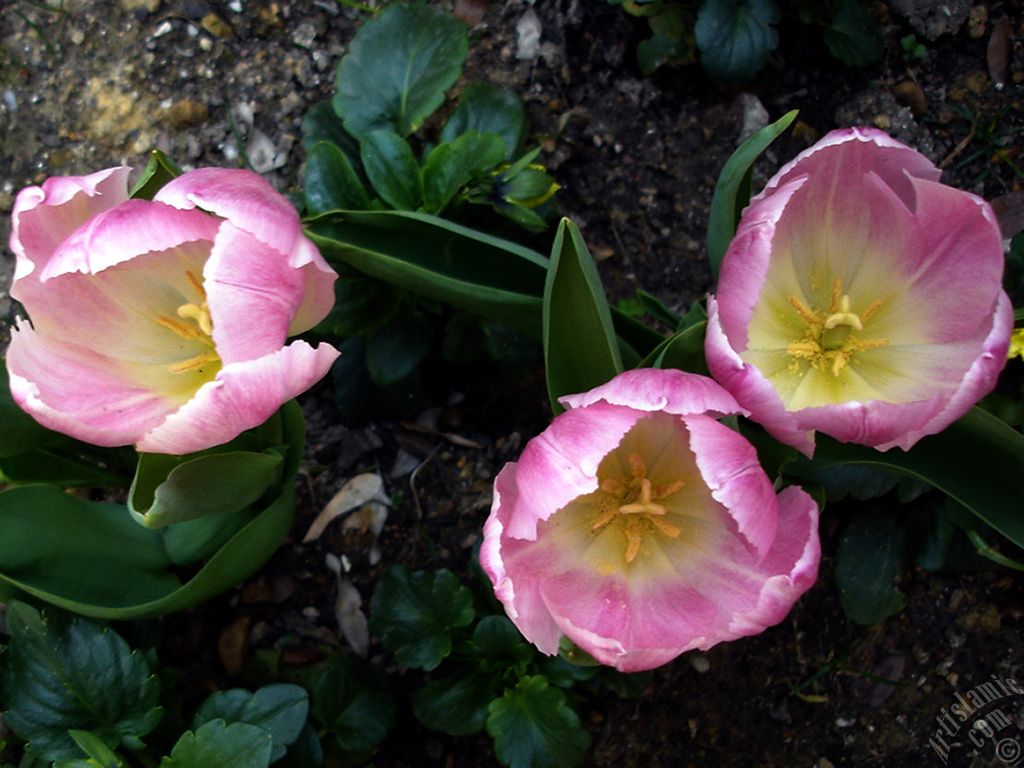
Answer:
[
  {"xmin": 7, "ymin": 167, "xmax": 340, "ymax": 454},
  {"xmin": 706, "ymin": 127, "xmax": 1012, "ymax": 456},
  {"xmin": 481, "ymin": 368, "xmax": 820, "ymax": 673}
]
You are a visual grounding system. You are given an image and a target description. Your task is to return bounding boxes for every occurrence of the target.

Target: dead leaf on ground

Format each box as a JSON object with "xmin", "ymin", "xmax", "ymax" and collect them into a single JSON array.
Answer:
[
  {"xmin": 303, "ymin": 473, "xmax": 391, "ymax": 543},
  {"xmin": 453, "ymin": 0, "xmax": 487, "ymax": 27},
  {"xmin": 218, "ymin": 615, "xmax": 251, "ymax": 677},
  {"xmin": 988, "ymin": 17, "xmax": 1011, "ymax": 89}
]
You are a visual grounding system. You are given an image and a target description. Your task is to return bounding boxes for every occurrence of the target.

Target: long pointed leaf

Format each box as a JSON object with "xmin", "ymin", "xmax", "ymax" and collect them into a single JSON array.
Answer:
[
  {"xmin": 790, "ymin": 406, "xmax": 1024, "ymax": 548},
  {"xmin": 543, "ymin": 219, "xmax": 623, "ymax": 414},
  {"xmin": 307, "ymin": 210, "xmax": 548, "ymax": 337},
  {"xmin": 707, "ymin": 109, "xmax": 798, "ymax": 278}
]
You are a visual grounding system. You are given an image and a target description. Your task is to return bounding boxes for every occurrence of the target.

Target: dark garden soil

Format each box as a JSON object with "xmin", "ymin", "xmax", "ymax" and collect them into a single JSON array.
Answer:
[{"xmin": 2, "ymin": 1, "xmax": 1024, "ymax": 766}]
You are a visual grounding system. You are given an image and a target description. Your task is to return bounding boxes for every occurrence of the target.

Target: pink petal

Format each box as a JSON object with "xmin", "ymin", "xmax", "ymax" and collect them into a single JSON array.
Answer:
[
  {"xmin": 705, "ymin": 297, "xmax": 815, "ymax": 456},
  {"xmin": 758, "ymin": 127, "xmax": 941, "ymax": 211},
  {"xmin": 559, "ymin": 367, "xmax": 746, "ymax": 419},
  {"xmin": 482, "ymin": 464, "xmax": 565, "ymax": 655},
  {"xmin": 31, "ymin": 200, "xmax": 219, "ymax": 283},
  {"xmin": 6, "ymin": 320, "xmax": 177, "ymax": 446},
  {"xmin": 898, "ymin": 175, "xmax": 1005, "ymax": 343},
  {"xmin": 713, "ymin": 177, "xmax": 807, "ymax": 352},
  {"xmin": 876, "ymin": 290, "xmax": 1013, "ymax": 451},
  {"xmin": 724, "ymin": 486, "xmax": 820, "ymax": 638},
  {"xmin": 682, "ymin": 413, "xmax": 778, "ymax": 557},
  {"xmin": 505, "ymin": 401, "xmax": 641, "ymax": 540},
  {"xmin": 153, "ymin": 168, "xmax": 336, "ymax": 333},
  {"xmin": 13, "ymin": 239, "xmax": 214, "ymax": 361},
  {"xmin": 136, "ymin": 340, "xmax": 340, "ymax": 454},
  {"xmin": 10, "ymin": 167, "xmax": 131, "ymax": 282},
  {"xmin": 204, "ymin": 222, "xmax": 307, "ymax": 364},
  {"xmin": 540, "ymin": 567, "xmax": 720, "ymax": 671}
]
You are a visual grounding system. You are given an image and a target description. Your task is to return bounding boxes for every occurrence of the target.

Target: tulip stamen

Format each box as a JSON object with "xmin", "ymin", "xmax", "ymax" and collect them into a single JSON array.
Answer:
[
  {"xmin": 591, "ymin": 454, "xmax": 685, "ymax": 563},
  {"xmin": 786, "ymin": 281, "xmax": 890, "ymax": 377},
  {"xmin": 156, "ymin": 270, "xmax": 221, "ymax": 377},
  {"xmin": 155, "ymin": 314, "xmax": 205, "ymax": 341},
  {"xmin": 169, "ymin": 351, "xmax": 220, "ymax": 374}
]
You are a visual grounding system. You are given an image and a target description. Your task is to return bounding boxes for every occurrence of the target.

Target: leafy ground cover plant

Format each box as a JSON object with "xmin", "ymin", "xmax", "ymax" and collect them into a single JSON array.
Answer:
[
  {"xmin": 0, "ymin": 600, "xmax": 397, "ymax": 768},
  {"xmin": 302, "ymin": 3, "xmax": 556, "ymax": 416},
  {"xmin": 607, "ymin": 0, "xmax": 883, "ymax": 80}
]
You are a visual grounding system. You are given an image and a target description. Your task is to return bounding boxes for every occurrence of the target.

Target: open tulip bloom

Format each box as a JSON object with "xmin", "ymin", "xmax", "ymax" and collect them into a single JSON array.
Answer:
[
  {"xmin": 7, "ymin": 167, "xmax": 340, "ymax": 454},
  {"xmin": 706, "ymin": 127, "xmax": 1012, "ymax": 456},
  {"xmin": 481, "ymin": 369, "xmax": 820, "ymax": 673}
]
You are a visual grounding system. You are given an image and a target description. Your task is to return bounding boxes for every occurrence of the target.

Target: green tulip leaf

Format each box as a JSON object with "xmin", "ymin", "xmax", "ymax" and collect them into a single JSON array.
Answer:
[
  {"xmin": 306, "ymin": 209, "xmax": 548, "ymax": 338},
  {"xmin": 0, "ymin": 485, "xmax": 295, "ymax": 620},
  {"xmin": 368, "ymin": 565, "xmax": 475, "ymax": 671},
  {"xmin": 160, "ymin": 721, "xmax": 273, "ymax": 768},
  {"xmin": 706, "ymin": 109, "xmax": 797, "ymax": 277},
  {"xmin": 0, "ymin": 364, "xmax": 65, "ymax": 456},
  {"xmin": 440, "ymin": 83, "xmax": 528, "ymax": 160},
  {"xmin": 0, "ymin": 602, "xmax": 163, "ymax": 763},
  {"xmin": 487, "ymin": 676, "xmax": 590, "ymax": 768},
  {"xmin": 0, "ymin": 447, "xmax": 132, "ymax": 489},
  {"xmin": 129, "ymin": 149, "xmax": 183, "ymax": 200},
  {"xmin": 640, "ymin": 320, "xmax": 709, "ymax": 375},
  {"xmin": 334, "ymin": 4, "xmax": 468, "ymax": 139},
  {"xmin": 360, "ymin": 130, "xmax": 422, "ymax": 210},
  {"xmin": 824, "ymin": 0, "xmax": 884, "ymax": 67},
  {"xmin": 311, "ymin": 656, "xmax": 396, "ymax": 756},
  {"xmin": 792, "ymin": 407, "xmax": 1024, "ymax": 550},
  {"xmin": 834, "ymin": 507, "xmax": 908, "ymax": 625},
  {"xmin": 0, "ymin": 486, "xmax": 178, "ymax": 609},
  {"xmin": 544, "ymin": 218, "xmax": 623, "ymax": 414},
  {"xmin": 304, "ymin": 141, "xmax": 371, "ymax": 215},
  {"xmin": 129, "ymin": 450, "xmax": 282, "ymax": 528},
  {"xmin": 193, "ymin": 684, "xmax": 309, "ymax": 763},
  {"xmin": 422, "ymin": 131, "xmax": 507, "ymax": 214},
  {"xmin": 695, "ymin": 0, "xmax": 780, "ymax": 83}
]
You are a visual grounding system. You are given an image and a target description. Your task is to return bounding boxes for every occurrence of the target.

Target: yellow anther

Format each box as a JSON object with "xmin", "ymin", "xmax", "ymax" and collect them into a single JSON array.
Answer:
[
  {"xmin": 786, "ymin": 279, "xmax": 889, "ymax": 377},
  {"xmin": 169, "ymin": 351, "xmax": 220, "ymax": 374},
  {"xmin": 185, "ymin": 269, "xmax": 207, "ymax": 300},
  {"xmin": 624, "ymin": 522, "xmax": 643, "ymax": 563},
  {"xmin": 155, "ymin": 315, "xmax": 204, "ymax": 340},
  {"xmin": 600, "ymin": 477, "xmax": 625, "ymax": 495},
  {"xmin": 628, "ymin": 453, "xmax": 647, "ymax": 479},
  {"xmin": 592, "ymin": 461, "xmax": 683, "ymax": 562},
  {"xmin": 789, "ymin": 296, "xmax": 820, "ymax": 325},
  {"xmin": 654, "ymin": 479, "xmax": 686, "ymax": 498},
  {"xmin": 155, "ymin": 270, "xmax": 220, "ymax": 377}
]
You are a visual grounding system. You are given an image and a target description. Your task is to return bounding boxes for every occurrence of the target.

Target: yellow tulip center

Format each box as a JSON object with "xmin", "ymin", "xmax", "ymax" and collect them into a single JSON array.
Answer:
[
  {"xmin": 786, "ymin": 278, "xmax": 889, "ymax": 376},
  {"xmin": 591, "ymin": 452, "xmax": 685, "ymax": 563},
  {"xmin": 154, "ymin": 270, "xmax": 222, "ymax": 378}
]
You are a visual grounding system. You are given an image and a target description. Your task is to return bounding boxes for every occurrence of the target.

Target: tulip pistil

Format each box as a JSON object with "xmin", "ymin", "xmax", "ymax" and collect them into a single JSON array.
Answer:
[
  {"xmin": 592, "ymin": 453, "xmax": 684, "ymax": 563},
  {"xmin": 786, "ymin": 279, "xmax": 888, "ymax": 376}
]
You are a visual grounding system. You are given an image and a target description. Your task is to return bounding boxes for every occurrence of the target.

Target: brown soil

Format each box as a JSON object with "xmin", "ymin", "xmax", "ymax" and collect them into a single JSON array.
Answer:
[{"xmin": 2, "ymin": 1, "xmax": 1024, "ymax": 767}]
